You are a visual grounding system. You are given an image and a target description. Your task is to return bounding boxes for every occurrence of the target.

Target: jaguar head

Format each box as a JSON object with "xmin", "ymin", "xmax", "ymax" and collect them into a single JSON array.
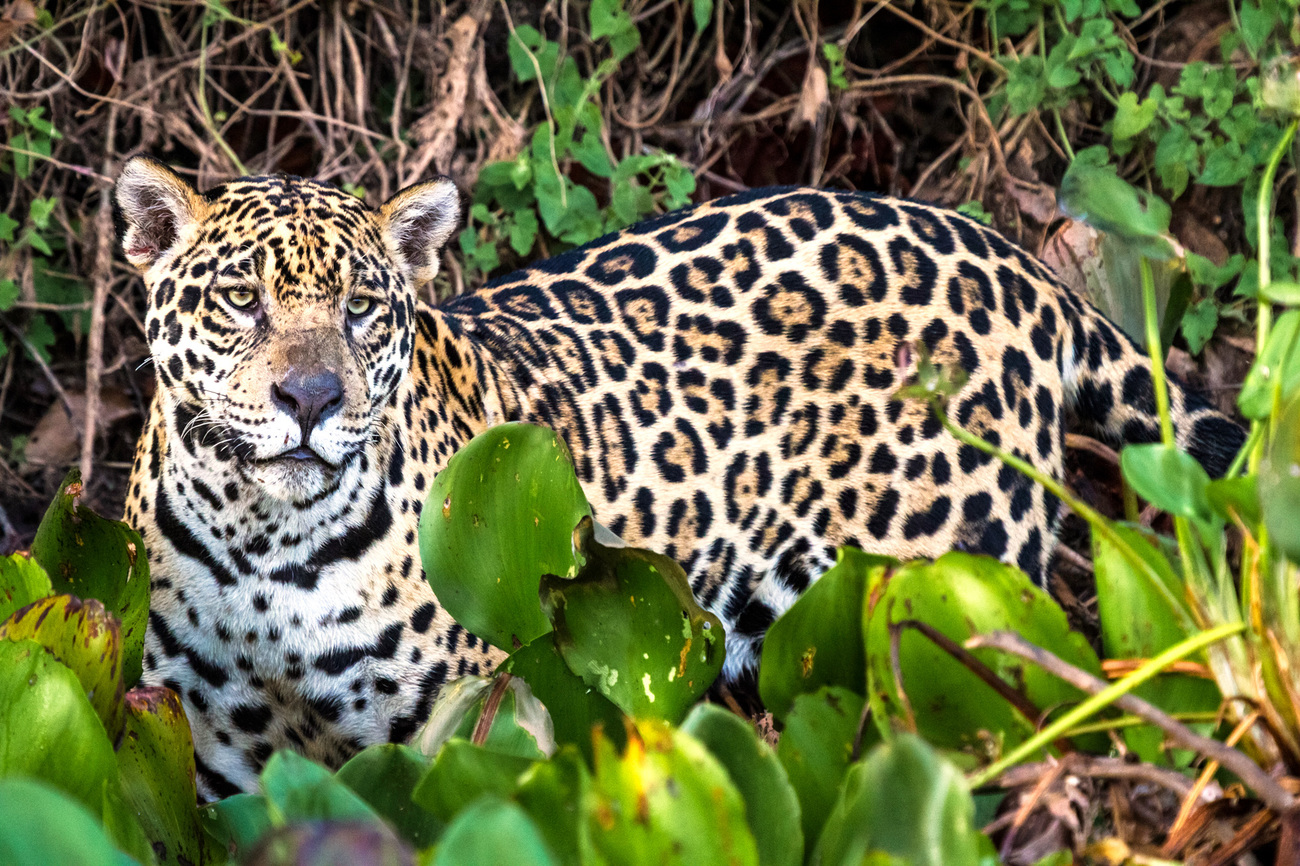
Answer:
[{"xmin": 116, "ymin": 157, "xmax": 460, "ymax": 501}]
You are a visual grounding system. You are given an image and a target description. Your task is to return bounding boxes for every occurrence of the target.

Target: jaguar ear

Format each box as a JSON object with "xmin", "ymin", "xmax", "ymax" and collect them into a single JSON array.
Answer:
[
  {"xmin": 379, "ymin": 179, "xmax": 461, "ymax": 288},
  {"xmin": 116, "ymin": 156, "xmax": 207, "ymax": 271}
]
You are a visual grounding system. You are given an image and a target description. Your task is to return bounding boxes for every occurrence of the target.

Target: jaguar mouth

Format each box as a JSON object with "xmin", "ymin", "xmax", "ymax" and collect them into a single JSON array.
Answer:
[{"xmin": 260, "ymin": 445, "xmax": 337, "ymax": 468}]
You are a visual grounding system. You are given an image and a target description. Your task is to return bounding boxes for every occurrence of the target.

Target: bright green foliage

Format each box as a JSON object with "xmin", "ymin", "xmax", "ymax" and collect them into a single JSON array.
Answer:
[
  {"xmin": 260, "ymin": 751, "xmax": 384, "ymax": 826},
  {"xmin": 513, "ymin": 749, "xmax": 594, "ymax": 865},
  {"xmin": 1091, "ymin": 525, "xmax": 1221, "ymax": 762},
  {"xmin": 541, "ymin": 516, "xmax": 725, "ymax": 723},
  {"xmin": 681, "ymin": 704, "xmax": 803, "ymax": 866},
  {"xmin": 1239, "ymin": 309, "xmax": 1300, "ymax": 419},
  {"xmin": 758, "ymin": 547, "xmax": 893, "ymax": 721},
  {"xmin": 434, "ymin": 797, "xmax": 560, "ymax": 866},
  {"xmin": 412, "ymin": 739, "xmax": 539, "ymax": 823},
  {"xmin": 5, "ymin": 106, "xmax": 62, "ymax": 181},
  {"xmin": 776, "ymin": 687, "xmax": 867, "ymax": 859},
  {"xmin": 814, "ymin": 735, "xmax": 980, "ymax": 866},
  {"xmin": 0, "ymin": 638, "xmax": 122, "ymax": 817},
  {"xmin": 335, "ymin": 745, "xmax": 442, "ymax": 849},
  {"xmin": 116, "ymin": 689, "xmax": 209, "ymax": 866},
  {"xmin": 1262, "ymin": 392, "xmax": 1300, "ymax": 563},
  {"xmin": 1, "ymin": 594, "xmax": 126, "ymax": 743},
  {"xmin": 201, "ymin": 793, "xmax": 274, "ymax": 860},
  {"xmin": 0, "ymin": 553, "xmax": 52, "ymax": 625},
  {"xmin": 419, "ymin": 423, "xmax": 591, "ymax": 650},
  {"xmin": 865, "ymin": 553, "xmax": 1103, "ymax": 754},
  {"xmin": 459, "ymin": 4, "xmax": 695, "ymax": 282},
  {"xmin": 585, "ymin": 719, "xmax": 759, "ymax": 866},
  {"xmin": 501, "ymin": 636, "xmax": 626, "ymax": 763},
  {"xmin": 0, "ymin": 778, "xmax": 138, "ymax": 866},
  {"xmin": 31, "ymin": 471, "xmax": 151, "ymax": 686}
]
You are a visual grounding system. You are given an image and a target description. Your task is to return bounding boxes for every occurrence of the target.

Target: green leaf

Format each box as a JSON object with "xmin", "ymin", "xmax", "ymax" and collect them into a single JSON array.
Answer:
[
  {"xmin": 1238, "ymin": 309, "xmax": 1300, "ymax": 419},
  {"xmin": 336, "ymin": 744, "xmax": 442, "ymax": 849},
  {"xmin": 1238, "ymin": 1, "xmax": 1274, "ymax": 54},
  {"xmin": 509, "ymin": 208, "xmax": 540, "ymax": 257},
  {"xmin": 0, "ymin": 553, "xmax": 52, "ymax": 623},
  {"xmin": 1059, "ymin": 157, "xmax": 1173, "ymax": 258},
  {"xmin": 412, "ymin": 738, "xmax": 537, "ymax": 823},
  {"xmin": 693, "ymin": 0, "xmax": 712, "ymax": 30},
  {"xmin": 0, "ymin": 213, "xmax": 18, "ymax": 242},
  {"xmin": 0, "ymin": 639, "xmax": 120, "ymax": 815},
  {"xmin": 199, "ymin": 793, "xmax": 273, "ymax": 860},
  {"xmin": 419, "ymin": 423, "xmax": 592, "ymax": 651},
  {"xmin": 1262, "ymin": 392, "xmax": 1300, "ymax": 564},
  {"xmin": 501, "ymin": 635, "xmax": 626, "ymax": 764},
  {"xmin": 31, "ymin": 471, "xmax": 150, "ymax": 686},
  {"xmin": 590, "ymin": 0, "xmax": 640, "ymax": 61},
  {"xmin": 511, "ymin": 748, "xmax": 592, "ymax": 866},
  {"xmin": 0, "ymin": 778, "xmax": 138, "ymax": 866},
  {"xmin": 0, "ymin": 594, "xmax": 125, "ymax": 744},
  {"xmin": 865, "ymin": 553, "xmax": 1103, "ymax": 753},
  {"xmin": 1260, "ymin": 280, "xmax": 1300, "ymax": 305},
  {"xmin": 1120, "ymin": 443, "xmax": 1214, "ymax": 526},
  {"xmin": 434, "ymin": 796, "xmax": 560, "ymax": 866},
  {"xmin": 776, "ymin": 687, "xmax": 866, "ymax": 858},
  {"xmin": 586, "ymin": 719, "xmax": 759, "ymax": 866},
  {"xmin": 0, "ymin": 280, "xmax": 19, "ymax": 312},
  {"xmin": 814, "ymin": 735, "xmax": 980, "ymax": 866},
  {"xmin": 1199, "ymin": 141, "xmax": 1253, "ymax": 186},
  {"xmin": 259, "ymin": 750, "xmax": 383, "ymax": 825},
  {"xmin": 1181, "ymin": 297, "xmax": 1219, "ymax": 355},
  {"xmin": 1092, "ymin": 525, "xmax": 1218, "ymax": 761},
  {"xmin": 1206, "ymin": 475, "xmax": 1261, "ymax": 526},
  {"xmin": 682, "ymin": 704, "xmax": 803, "ymax": 866},
  {"xmin": 541, "ymin": 516, "xmax": 725, "ymax": 723},
  {"xmin": 759, "ymin": 547, "xmax": 892, "ymax": 721},
  {"xmin": 1112, "ymin": 91, "xmax": 1156, "ymax": 140},
  {"xmin": 116, "ymin": 687, "xmax": 208, "ymax": 866},
  {"xmin": 507, "ymin": 25, "xmax": 546, "ymax": 83}
]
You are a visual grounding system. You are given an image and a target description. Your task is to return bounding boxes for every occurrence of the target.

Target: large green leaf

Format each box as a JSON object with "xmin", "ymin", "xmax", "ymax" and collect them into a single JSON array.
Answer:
[
  {"xmin": 501, "ymin": 634, "xmax": 626, "ymax": 763},
  {"xmin": 814, "ymin": 735, "xmax": 980, "ymax": 866},
  {"xmin": 865, "ymin": 552, "xmax": 1102, "ymax": 754},
  {"xmin": 0, "ymin": 777, "xmax": 138, "ymax": 866},
  {"xmin": 116, "ymin": 687, "xmax": 207, "ymax": 866},
  {"xmin": 1092, "ymin": 526, "xmax": 1219, "ymax": 762},
  {"xmin": 0, "ymin": 638, "xmax": 120, "ymax": 813},
  {"xmin": 336, "ymin": 745, "xmax": 442, "ymax": 849},
  {"xmin": 541, "ymin": 517, "xmax": 724, "ymax": 723},
  {"xmin": 259, "ymin": 751, "xmax": 383, "ymax": 826},
  {"xmin": 585, "ymin": 720, "xmax": 758, "ymax": 866},
  {"xmin": 776, "ymin": 686, "xmax": 867, "ymax": 857},
  {"xmin": 31, "ymin": 471, "xmax": 150, "ymax": 686},
  {"xmin": 682, "ymin": 704, "xmax": 802, "ymax": 866},
  {"xmin": 1, "ymin": 594, "xmax": 125, "ymax": 742},
  {"xmin": 201, "ymin": 793, "xmax": 273, "ymax": 861},
  {"xmin": 1263, "ymin": 392, "xmax": 1300, "ymax": 564},
  {"xmin": 513, "ymin": 748, "xmax": 592, "ymax": 866},
  {"xmin": 759, "ymin": 547, "xmax": 893, "ymax": 721},
  {"xmin": 411, "ymin": 738, "xmax": 537, "ymax": 823},
  {"xmin": 0, "ymin": 554, "xmax": 52, "ymax": 623},
  {"xmin": 419, "ymin": 423, "xmax": 591, "ymax": 650},
  {"xmin": 433, "ymin": 796, "xmax": 560, "ymax": 866}
]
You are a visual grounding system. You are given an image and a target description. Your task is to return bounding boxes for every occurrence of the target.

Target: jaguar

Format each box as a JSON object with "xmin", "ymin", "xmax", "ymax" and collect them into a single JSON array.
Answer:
[{"xmin": 115, "ymin": 155, "xmax": 1245, "ymax": 797}]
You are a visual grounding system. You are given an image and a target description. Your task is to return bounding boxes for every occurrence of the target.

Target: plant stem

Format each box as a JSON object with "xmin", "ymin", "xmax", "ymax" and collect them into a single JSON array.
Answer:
[{"xmin": 964, "ymin": 623, "xmax": 1300, "ymax": 820}]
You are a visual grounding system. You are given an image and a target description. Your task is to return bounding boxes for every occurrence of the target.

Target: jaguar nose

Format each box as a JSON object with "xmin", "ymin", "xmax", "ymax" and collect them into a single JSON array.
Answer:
[{"xmin": 272, "ymin": 370, "xmax": 344, "ymax": 436}]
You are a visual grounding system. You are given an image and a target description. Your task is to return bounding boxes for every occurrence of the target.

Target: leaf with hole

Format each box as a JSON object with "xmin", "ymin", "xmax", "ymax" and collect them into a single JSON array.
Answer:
[{"xmin": 541, "ymin": 516, "xmax": 724, "ymax": 723}]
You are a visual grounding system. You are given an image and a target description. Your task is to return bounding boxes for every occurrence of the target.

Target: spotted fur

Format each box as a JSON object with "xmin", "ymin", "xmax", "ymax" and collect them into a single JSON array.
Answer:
[{"xmin": 116, "ymin": 158, "xmax": 1244, "ymax": 797}]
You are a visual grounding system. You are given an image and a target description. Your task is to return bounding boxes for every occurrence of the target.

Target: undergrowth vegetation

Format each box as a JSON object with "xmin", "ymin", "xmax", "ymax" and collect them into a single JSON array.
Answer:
[{"xmin": 2, "ymin": 0, "xmax": 1300, "ymax": 863}]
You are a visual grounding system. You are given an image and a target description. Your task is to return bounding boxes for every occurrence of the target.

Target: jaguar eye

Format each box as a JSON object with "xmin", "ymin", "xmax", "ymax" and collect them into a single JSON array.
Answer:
[
  {"xmin": 225, "ymin": 288, "xmax": 258, "ymax": 310},
  {"xmin": 346, "ymin": 297, "xmax": 373, "ymax": 317}
]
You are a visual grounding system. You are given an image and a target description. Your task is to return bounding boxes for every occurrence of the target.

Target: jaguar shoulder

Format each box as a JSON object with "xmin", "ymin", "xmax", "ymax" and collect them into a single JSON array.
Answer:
[{"xmin": 115, "ymin": 156, "xmax": 1244, "ymax": 797}]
